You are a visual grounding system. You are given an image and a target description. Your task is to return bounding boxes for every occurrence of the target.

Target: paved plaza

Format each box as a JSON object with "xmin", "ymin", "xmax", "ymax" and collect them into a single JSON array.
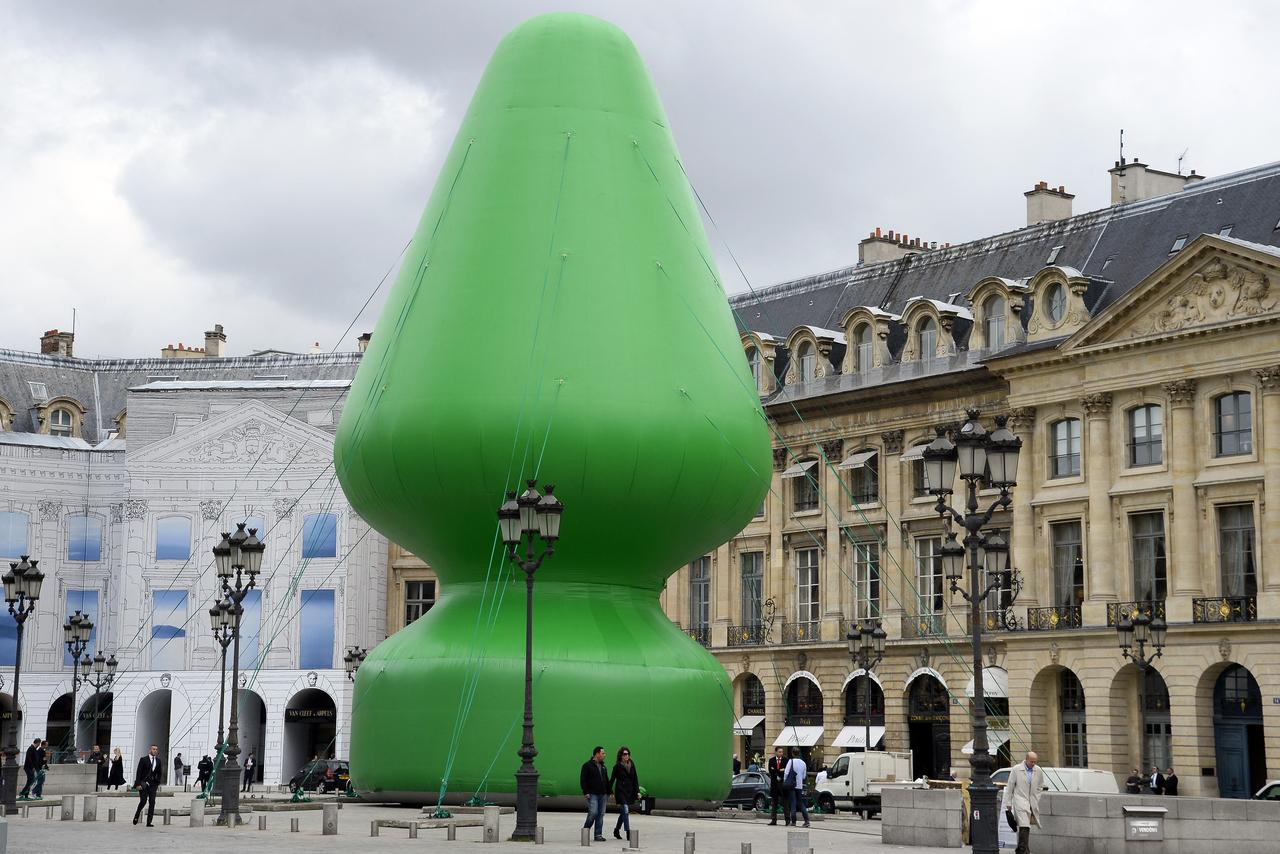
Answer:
[{"xmin": 2, "ymin": 793, "xmax": 952, "ymax": 854}]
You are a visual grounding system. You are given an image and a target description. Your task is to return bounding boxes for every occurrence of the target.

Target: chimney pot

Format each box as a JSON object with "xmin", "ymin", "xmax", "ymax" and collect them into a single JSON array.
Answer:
[{"xmin": 875, "ymin": 227, "xmax": 882, "ymax": 238}]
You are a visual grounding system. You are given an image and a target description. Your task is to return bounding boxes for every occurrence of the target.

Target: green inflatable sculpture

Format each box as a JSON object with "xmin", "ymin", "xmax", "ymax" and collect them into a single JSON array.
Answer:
[{"xmin": 335, "ymin": 12, "xmax": 771, "ymax": 805}]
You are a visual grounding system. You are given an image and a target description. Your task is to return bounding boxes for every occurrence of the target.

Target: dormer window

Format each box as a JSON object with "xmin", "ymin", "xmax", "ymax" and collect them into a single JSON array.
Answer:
[
  {"xmin": 49, "ymin": 408, "xmax": 74, "ymax": 437},
  {"xmin": 797, "ymin": 342, "xmax": 817, "ymax": 382},
  {"xmin": 746, "ymin": 346, "xmax": 761, "ymax": 391},
  {"xmin": 1045, "ymin": 283, "xmax": 1067, "ymax": 324},
  {"xmin": 853, "ymin": 324, "xmax": 873, "ymax": 373},
  {"xmin": 918, "ymin": 318, "xmax": 938, "ymax": 363},
  {"xmin": 983, "ymin": 294, "xmax": 1007, "ymax": 350}
]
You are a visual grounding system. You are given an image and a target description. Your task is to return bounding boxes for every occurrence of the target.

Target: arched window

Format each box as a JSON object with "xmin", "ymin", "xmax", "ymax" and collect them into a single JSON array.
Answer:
[
  {"xmin": 844, "ymin": 675, "xmax": 885, "ymax": 725},
  {"xmin": 1050, "ymin": 418, "xmax": 1082, "ymax": 478},
  {"xmin": 741, "ymin": 674, "xmax": 765, "ymax": 715},
  {"xmin": 302, "ymin": 512, "xmax": 338, "ymax": 559},
  {"xmin": 797, "ymin": 342, "xmax": 817, "ymax": 383},
  {"xmin": 1045, "ymin": 283, "xmax": 1067, "ymax": 323},
  {"xmin": 983, "ymin": 295, "xmax": 1006, "ymax": 350},
  {"xmin": 1060, "ymin": 670, "xmax": 1087, "ymax": 767},
  {"xmin": 853, "ymin": 324, "xmax": 873, "ymax": 373},
  {"xmin": 155, "ymin": 516, "xmax": 192, "ymax": 561},
  {"xmin": 1214, "ymin": 392, "xmax": 1253, "ymax": 457},
  {"xmin": 49, "ymin": 408, "xmax": 74, "ymax": 437},
  {"xmin": 786, "ymin": 676, "xmax": 822, "ymax": 726},
  {"xmin": 918, "ymin": 318, "xmax": 938, "ymax": 363},
  {"xmin": 1142, "ymin": 669, "xmax": 1172, "ymax": 772},
  {"xmin": 745, "ymin": 347, "xmax": 761, "ymax": 390},
  {"xmin": 1128, "ymin": 405, "xmax": 1163, "ymax": 466}
]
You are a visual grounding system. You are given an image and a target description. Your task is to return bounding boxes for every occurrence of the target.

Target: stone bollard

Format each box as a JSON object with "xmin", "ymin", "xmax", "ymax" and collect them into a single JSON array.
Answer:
[
  {"xmin": 447, "ymin": 824, "xmax": 457, "ymax": 841},
  {"xmin": 46, "ymin": 806, "xmax": 53, "ymax": 820},
  {"xmin": 535, "ymin": 826, "xmax": 544, "ymax": 845},
  {"xmin": 323, "ymin": 802, "xmax": 339, "ymax": 835},
  {"xmin": 108, "ymin": 808, "xmax": 116, "ymax": 823},
  {"xmin": 83, "ymin": 794, "xmax": 98, "ymax": 822},
  {"xmin": 684, "ymin": 833, "xmax": 695, "ymax": 854},
  {"xmin": 163, "ymin": 808, "xmax": 171, "ymax": 826},
  {"xmin": 482, "ymin": 805, "xmax": 500, "ymax": 843},
  {"xmin": 741, "ymin": 844, "xmax": 751, "ymax": 854},
  {"xmin": 629, "ymin": 829, "xmax": 640, "ymax": 849},
  {"xmin": 291, "ymin": 817, "xmax": 300, "ymax": 833},
  {"xmin": 581, "ymin": 827, "xmax": 591, "ymax": 846},
  {"xmin": 409, "ymin": 823, "xmax": 419, "ymax": 839},
  {"xmin": 371, "ymin": 820, "xmax": 380, "ymax": 837},
  {"xmin": 190, "ymin": 796, "xmax": 205, "ymax": 827},
  {"xmin": 61, "ymin": 796, "xmax": 76, "ymax": 821},
  {"xmin": 258, "ymin": 815, "xmax": 267, "ymax": 830},
  {"xmin": 22, "ymin": 807, "xmax": 29, "ymax": 819},
  {"xmin": 786, "ymin": 830, "xmax": 808, "ymax": 854}
]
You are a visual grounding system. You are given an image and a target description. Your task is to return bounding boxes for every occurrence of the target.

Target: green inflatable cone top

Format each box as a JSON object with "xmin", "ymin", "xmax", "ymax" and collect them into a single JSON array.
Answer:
[{"xmin": 335, "ymin": 13, "xmax": 771, "ymax": 804}]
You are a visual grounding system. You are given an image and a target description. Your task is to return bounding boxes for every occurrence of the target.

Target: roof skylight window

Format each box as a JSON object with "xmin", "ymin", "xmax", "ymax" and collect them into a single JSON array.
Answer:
[
  {"xmin": 1046, "ymin": 245, "xmax": 1064, "ymax": 264},
  {"xmin": 1218, "ymin": 224, "xmax": 1234, "ymax": 237},
  {"xmin": 1170, "ymin": 235, "xmax": 1188, "ymax": 253},
  {"xmin": 27, "ymin": 381, "xmax": 48, "ymax": 402}
]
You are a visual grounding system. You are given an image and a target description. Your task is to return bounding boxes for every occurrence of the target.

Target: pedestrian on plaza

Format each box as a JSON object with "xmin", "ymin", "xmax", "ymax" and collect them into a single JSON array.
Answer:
[
  {"xmin": 173, "ymin": 752, "xmax": 185, "ymax": 788},
  {"xmin": 89, "ymin": 744, "xmax": 106, "ymax": 789},
  {"xmin": 580, "ymin": 745, "xmax": 611, "ymax": 842},
  {"xmin": 610, "ymin": 746, "xmax": 640, "ymax": 840},
  {"xmin": 108, "ymin": 747, "xmax": 126, "ymax": 789},
  {"xmin": 1001, "ymin": 751, "xmax": 1045, "ymax": 854},
  {"xmin": 196, "ymin": 754, "xmax": 214, "ymax": 792},
  {"xmin": 782, "ymin": 749, "xmax": 810, "ymax": 828},
  {"xmin": 1148, "ymin": 765, "xmax": 1165, "ymax": 796},
  {"xmin": 766, "ymin": 746, "xmax": 787, "ymax": 826},
  {"xmin": 31, "ymin": 740, "xmax": 49, "ymax": 799},
  {"xmin": 18, "ymin": 738, "xmax": 40, "ymax": 799},
  {"xmin": 814, "ymin": 764, "xmax": 828, "ymax": 788},
  {"xmin": 1125, "ymin": 767, "xmax": 1142, "ymax": 794},
  {"xmin": 242, "ymin": 751, "xmax": 256, "ymax": 792},
  {"xmin": 732, "ymin": 754, "xmax": 741, "ymax": 775},
  {"xmin": 132, "ymin": 743, "xmax": 162, "ymax": 827},
  {"xmin": 1164, "ymin": 767, "xmax": 1179, "ymax": 796}
]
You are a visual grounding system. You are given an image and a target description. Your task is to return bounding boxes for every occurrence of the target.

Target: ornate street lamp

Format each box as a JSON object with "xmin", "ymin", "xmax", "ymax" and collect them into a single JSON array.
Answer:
[
  {"xmin": 1, "ymin": 557, "xmax": 45, "ymax": 809},
  {"xmin": 63, "ymin": 609, "xmax": 94, "ymax": 761},
  {"xmin": 209, "ymin": 596, "xmax": 234, "ymax": 786},
  {"xmin": 846, "ymin": 621, "xmax": 887, "ymax": 754},
  {"xmin": 344, "ymin": 647, "xmax": 367, "ymax": 681},
  {"xmin": 77, "ymin": 650, "xmax": 118, "ymax": 788},
  {"xmin": 212, "ymin": 523, "xmax": 264, "ymax": 825},
  {"xmin": 924, "ymin": 412, "xmax": 1021, "ymax": 854},
  {"xmin": 498, "ymin": 480, "xmax": 563, "ymax": 841},
  {"xmin": 1117, "ymin": 612, "xmax": 1166, "ymax": 669}
]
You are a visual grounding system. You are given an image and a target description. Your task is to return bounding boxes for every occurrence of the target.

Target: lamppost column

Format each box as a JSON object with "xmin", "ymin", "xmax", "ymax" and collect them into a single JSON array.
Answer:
[
  {"xmin": 0, "ymin": 617, "xmax": 26, "ymax": 808},
  {"xmin": 218, "ymin": 601, "xmax": 244, "ymax": 825},
  {"xmin": 965, "ymin": 480, "xmax": 997, "ymax": 854},
  {"xmin": 1081, "ymin": 393, "xmax": 1115, "ymax": 623},
  {"xmin": 511, "ymin": 560, "xmax": 538, "ymax": 840},
  {"xmin": 1163, "ymin": 380, "xmax": 1201, "ymax": 619}
]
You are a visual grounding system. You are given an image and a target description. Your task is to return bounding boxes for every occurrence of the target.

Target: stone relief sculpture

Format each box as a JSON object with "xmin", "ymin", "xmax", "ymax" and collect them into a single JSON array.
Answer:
[{"xmin": 1132, "ymin": 262, "xmax": 1276, "ymax": 337}]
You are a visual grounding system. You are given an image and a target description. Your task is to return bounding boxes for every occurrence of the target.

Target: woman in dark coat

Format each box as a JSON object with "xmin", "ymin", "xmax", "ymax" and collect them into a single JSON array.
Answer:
[
  {"xmin": 107, "ymin": 747, "xmax": 125, "ymax": 789},
  {"xmin": 609, "ymin": 746, "xmax": 640, "ymax": 840}
]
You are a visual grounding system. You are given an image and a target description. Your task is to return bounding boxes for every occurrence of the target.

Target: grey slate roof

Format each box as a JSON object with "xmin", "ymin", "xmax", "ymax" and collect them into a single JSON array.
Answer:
[{"xmin": 730, "ymin": 160, "xmax": 1280, "ymax": 338}]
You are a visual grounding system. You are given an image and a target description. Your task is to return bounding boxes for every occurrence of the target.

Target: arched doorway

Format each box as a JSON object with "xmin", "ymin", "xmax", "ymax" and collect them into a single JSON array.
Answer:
[
  {"xmin": 0, "ymin": 692, "xmax": 21, "ymax": 745},
  {"xmin": 841, "ymin": 675, "xmax": 885, "ymax": 751},
  {"xmin": 1141, "ymin": 669, "xmax": 1171, "ymax": 776},
  {"xmin": 134, "ymin": 690, "xmax": 172, "ymax": 783},
  {"xmin": 47, "ymin": 692, "xmax": 76, "ymax": 762},
  {"xmin": 282, "ymin": 689, "xmax": 336, "ymax": 781},
  {"xmin": 1214, "ymin": 664, "xmax": 1266, "ymax": 799},
  {"xmin": 237, "ymin": 690, "xmax": 268, "ymax": 783},
  {"xmin": 775, "ymin": 674, "xmax": 823, "ymax": 763},
  {"xmin": 907, "ymin": 675, "xmax": 950, "ymax": 779},
  {"xmin": 735, "ymin": 674, "xmax": 766, "ymax": 767},
  {"xmin": 77, "ymin": 691, "xmax": 113, "ymax": 755}
]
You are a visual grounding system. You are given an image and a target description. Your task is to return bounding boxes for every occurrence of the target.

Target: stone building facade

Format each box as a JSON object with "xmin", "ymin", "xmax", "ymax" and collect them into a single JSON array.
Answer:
[{"xmin": 661, "ymin": 158, "xmax": 1280, "ymax": 797}]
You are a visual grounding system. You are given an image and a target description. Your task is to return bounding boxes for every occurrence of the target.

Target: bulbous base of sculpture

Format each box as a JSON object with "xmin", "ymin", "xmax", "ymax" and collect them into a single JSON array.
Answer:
[{"xmin": 349, "ymin": 580, "xmax": 730, "ymax": 804}]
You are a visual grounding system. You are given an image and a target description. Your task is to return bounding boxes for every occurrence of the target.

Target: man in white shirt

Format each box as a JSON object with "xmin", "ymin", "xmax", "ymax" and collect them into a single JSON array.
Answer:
[{"xmin": 782, "ymin": 751, "xmax": 810, "ymax": 828}]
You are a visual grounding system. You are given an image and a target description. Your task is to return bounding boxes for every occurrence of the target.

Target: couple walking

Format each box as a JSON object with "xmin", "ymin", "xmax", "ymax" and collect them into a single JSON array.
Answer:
[
  {"xmin": 580, "ymin": 746, "xmax": 640, "ymax": 842},
  {"xmin": 766, "ymin": 746, "xmax": 810, "ymax": 827}
]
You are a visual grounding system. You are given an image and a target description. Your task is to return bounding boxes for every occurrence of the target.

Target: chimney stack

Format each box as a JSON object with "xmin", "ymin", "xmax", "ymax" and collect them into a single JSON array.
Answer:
[
  {"xmin": 858, "ymin": 227, "xmax": 942, "ymax": 265},
  {"xmin": 1109, "ymin": 157, "xmax": 1205, "ymax": 205},
  {"xmin": 1025, "ymin": 181, "xmax": 1075, "ymax": 225},
  {"xmin": 204, "ymin": 323, "xmax": 227, "ymax": 358},
  {"xmin": 40, "ymin": 329, "xmax": 75, "ymax": 358},
  {"xmin": 357, "ymin": 333, "xmax": 372, "ymax": 353}
]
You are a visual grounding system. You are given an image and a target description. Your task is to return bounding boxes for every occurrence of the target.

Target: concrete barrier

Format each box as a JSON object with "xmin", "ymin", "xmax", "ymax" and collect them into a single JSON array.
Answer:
[
  {"xmin": 60, "ymin": 797, "xmax": 76, "ymax": 821},
  {"xmin": 323, "ymin": 802, "xmax": 338, "ymax": 835},
  {"xmin": 40, "ymin": 766, "xmax": 98, "ymax": 796},
  {"xmin": 880, "ymin": 788, "xmax": 962, "ymax": 849},
  {"xmin": 82, "ymin": 795, "xmax": 97, "ymax": 821},
  {"xmin": 785, "ymin": 830, "xmax": 807, "ymax": 854},
  {"xmin": 483, "ymin": 805, "xmax": 500, "ymax": 842}
]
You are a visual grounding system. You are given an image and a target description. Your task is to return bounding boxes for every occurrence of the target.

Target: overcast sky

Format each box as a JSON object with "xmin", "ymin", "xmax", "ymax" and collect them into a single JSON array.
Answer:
[{"xmin": 3, "ymin": 1, "xmax": 1278, "ymax": 358}]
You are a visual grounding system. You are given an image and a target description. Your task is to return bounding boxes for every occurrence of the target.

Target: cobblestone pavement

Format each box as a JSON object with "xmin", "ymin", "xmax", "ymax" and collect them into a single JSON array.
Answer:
[{"xmin": 2, "ymin": 792, "xmax": 955, "ymax": 853}]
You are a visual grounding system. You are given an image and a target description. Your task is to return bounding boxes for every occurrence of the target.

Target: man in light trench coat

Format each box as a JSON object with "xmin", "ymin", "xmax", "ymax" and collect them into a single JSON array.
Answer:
[{"xmin": 1001, "ymin": 751, "xmax": 1045, "ymax": 854}]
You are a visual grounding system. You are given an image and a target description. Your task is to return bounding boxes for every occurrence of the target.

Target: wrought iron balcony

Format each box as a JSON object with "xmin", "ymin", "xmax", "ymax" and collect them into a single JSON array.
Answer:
[
  {"xmin": 1026, "ymin": 605, "xmax": 1082, "ymax": 631},
  {"xmin": 901, "ymin": 613, "xmax": 944, "ymax": 639},
  {"xmin": 1106, "ymin": 600, "xmax": 1166, "ymax": 627},
  {"xmin": 780, "ymin": 621, "xmax": 820, "ymax": 644},
  {"xmin": 727, "ymin": 624, "xmax": 768, "ymax": 647},
  {"xmin": 967, "ymin": 609, "xmax": 1022, "ymax": 633},
  {"xmin": 1193, "ymin": 596, "xmax": 1257, "ymax": 624},
  {"xmin": 686, "ymin": 625, "xmax": 711, "ymax": 647}
]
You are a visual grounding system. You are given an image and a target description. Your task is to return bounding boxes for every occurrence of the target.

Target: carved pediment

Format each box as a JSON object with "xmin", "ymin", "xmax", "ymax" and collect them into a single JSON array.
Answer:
[{"xmin": 128, "ymin": 399, "xmax": 333, "ymax": 467}]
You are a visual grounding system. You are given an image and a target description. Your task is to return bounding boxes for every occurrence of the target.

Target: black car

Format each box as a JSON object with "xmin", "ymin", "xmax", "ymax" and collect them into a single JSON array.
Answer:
[
  {"xmin": 289, "ymin": 759, "xmax": 350, "ymax": 793},
  {"xmin": 721, "ymin": 772, "xmax": 816, "ymax": 812}
]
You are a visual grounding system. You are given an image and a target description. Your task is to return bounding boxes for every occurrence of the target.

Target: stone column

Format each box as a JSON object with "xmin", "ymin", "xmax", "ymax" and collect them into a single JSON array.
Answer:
[
  {"xmin": 1164, "ymin": 380, "xmax": 1201, "ymax": 622},
  {"xmin": 1008, "ymin": 408, "xmax": 1038, "ymax": 607},
  {"xmin": 1082, "ymin": 393, "xmax": 1116, "ymax": 626},
  {"xmin": 1255, "ymin": 367, "xmax": 1280, "ymax": 617},
  {"xmin": 880, "ymin": 430, "xmax": 906, "ymax": 635},
  {"xmin": 820, "ymin": 439, "xmax": 844, "ymax": 641}
]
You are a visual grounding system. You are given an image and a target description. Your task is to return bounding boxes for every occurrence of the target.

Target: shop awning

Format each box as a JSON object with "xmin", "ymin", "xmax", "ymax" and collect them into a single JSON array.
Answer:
[
  {"xmin": 780, "ymin": 460, "xmax": 818, "ymax": 479},
  {"xmin": 899, "ymin": 444, "xmax": 927, "ymax": 463},
  {"xmin": 733, "ymin": 715, "xmax": 765, "ymax": 736},
  {"xmin": 772, "ymin": 726, "xmax": 824, "ymax": 748},
  {"xmin": 961, "ymin": 731, "xmax": 1012, "ymax": 755},
  {"xmin": 837, "ymin": 450, "xmax": 877, "ymax": 470},
  {"xmin": 964, "ymin": 667, "xmax": 1009, "ymax": 698},
  {"xmin": 832, "ymin": 725, "xmax": 886, "ymax": 749}
]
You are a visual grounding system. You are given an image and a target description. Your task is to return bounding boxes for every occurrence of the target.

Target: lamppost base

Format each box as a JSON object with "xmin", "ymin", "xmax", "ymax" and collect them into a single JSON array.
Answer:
[
  {"xmin": 967, "ymin": 779, "xmax": 999, "ymax": 854},
  {"xmin": 509, "ymin": 830, "xmax": 539, "ymax": 842},
  {"xmin": 0, "ymin": 761, "xmax": 17, "ymax": 811}
]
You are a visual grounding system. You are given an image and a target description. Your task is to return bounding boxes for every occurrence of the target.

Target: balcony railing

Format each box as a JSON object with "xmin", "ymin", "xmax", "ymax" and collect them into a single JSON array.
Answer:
[
  {"xmin": 901, "ymin": 613, "xmax": 944, "ymax": 639},
  {"xmin": 1193, "ymin": 596, "xmax": 1257, "ymax": 624},
  {"xmin": 1026, "ymin": 606, "xmax": 1083, "ymax": 631},
  {"xmin": 727, "ymin": 624, "xmax": 768, "ymax": 647},
  {"xmin": 686, "ymin": 625, "xmax": 711, "ymax": 647},
  {"xmin": 780, "ymin": 621, "xmax": 821, "ymax": 644},
  {"xmin": 967, "ymin": 609, "xmax": 1021, "ymax": 633},
  {"xmin": 1106, "ymin": 600, "xmax": 1166, "ymax": 627}
]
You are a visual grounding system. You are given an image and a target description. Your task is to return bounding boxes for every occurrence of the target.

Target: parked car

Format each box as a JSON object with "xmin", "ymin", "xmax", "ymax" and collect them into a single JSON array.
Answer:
[
  {"xmin": 813, "ymin": 751, "xmax": 914, "ymax": 817},
  {"xmin": 289, "ymin": 759, "xmax": 350, "ymax": 793},
  {"xmin": 1254, "ymin": 781, "xmax": 1280, "ymax": 800},
  {"xmin": 721, "ymin": 771, "xmax": 815, "ymax": 812},
  {"xmin": 990, "ymin": 766, "xmax": 1118, "ymax": 794}
]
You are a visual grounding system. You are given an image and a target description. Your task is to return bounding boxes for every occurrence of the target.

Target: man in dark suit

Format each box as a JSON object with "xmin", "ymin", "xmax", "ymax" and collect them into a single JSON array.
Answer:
[
  {"xmin": 1147, "ymin": 765, "xmax": 1166, "ymax": 796},
  {"xmin": 767, "ymin": 746, "xmax": 787, "ymax": 826},
  {"xmin": 1164, "ymin": 767, "xmax": 1179, "ymax": 796},
  {"xmin": 133, "ymin": 744, "xmax": 162, "ymax": 826},
  {"xmin": 580, "ymin": 746, "xmax": 611, "ymax": 842},
  {"xmin": 18, "ymin": 738, "xmax": 40, "ymax": 798}
]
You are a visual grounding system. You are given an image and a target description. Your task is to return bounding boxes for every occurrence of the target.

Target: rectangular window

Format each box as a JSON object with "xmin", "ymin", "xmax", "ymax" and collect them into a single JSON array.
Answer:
[
  {"xmin": 850, "ymin": 453, "xmax": 879, "ymax": 504},
  {"xmin": 64, "ymin": 589, "xmax": 99, "ymax": 666},
  {"xmin": 151, "ymin": 589, "xmax": 187, "ymax": 671},
  {"xmin": 794, "ymin": 549, "xmax": 820, "ymax": 627},
  {"xmin": 1143, "ymin": 721, "xmax": 1173, "ymax": 772},
  {"xmin": 792, "ymin": 468, "xmax": 819, "ymax": 513},
  {"xmin": 68, "ymin": 515, "xmax": 103, "ymax": 562},
  {"xmin": 1130, "ymin": 512, "xmax": 1167, "ymax": 602},
  {"xmin": 916, "ymin": 536, "xmax": 943, "ymax": 615},
  {"xmin": 1050, "ymin": 521, "xmax": 1084, "ymax": 607},
  {"xmin": 302, "ymin": 512, "xmax": 338, "ymax": 559},
  {"xmin": 1218, "ymin": 504, "xmax": 1257, "ymax": 598},
  {"xmin": 155, "ymin": 516, "xmax": 192, "ymax": 561},
  {"xmin": 1062, "ymin": 721, "xmax": 1088, "ymax": 768},
  {"xmin": 299, "ymin": 588, "xmax": 336, "ymax": 669},
  {"xmin": 1214, "ymin": 393, "xmax": 1253, "ymax": 456},
  {"xmin": 1128, "ymin": 405, "xmax": 1163, "ymax": 467},
  {"xmin": 740, "ymin": 552, "xmax": 763, "ymax": 628},
  {"xmin": 853, "ymin": 543, "xmax": 880, "ymax": 620},
  {"xmin": 689, "ymin": 556, "xmax": 711, "ymax": 631},
  {"xmin": 239, "ymin": 589, "xmax": 262, "ymax": 670},
  {"xmin": 405, "ymin": 580, "xmax": 437, "ymax": 625},
  {"xmin": 0, "ymin": 511, "xmax": 28, "ymax": 558},
  {"xmin": 1050, "ymin": 419, "xmax": 1082, "ymax": 478}
]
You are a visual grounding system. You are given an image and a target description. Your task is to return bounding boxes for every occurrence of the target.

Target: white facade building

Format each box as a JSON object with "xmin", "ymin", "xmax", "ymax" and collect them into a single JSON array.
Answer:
[{"xmin": 0, "ymin": 340, "xmax": 385, "ymax": 785}]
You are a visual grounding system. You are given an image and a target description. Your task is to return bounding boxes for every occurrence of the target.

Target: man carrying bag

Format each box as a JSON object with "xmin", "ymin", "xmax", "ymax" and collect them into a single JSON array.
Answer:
[{"xmin": 1001, "ymin": 751, "xmax": 1045, "ymax": 854}]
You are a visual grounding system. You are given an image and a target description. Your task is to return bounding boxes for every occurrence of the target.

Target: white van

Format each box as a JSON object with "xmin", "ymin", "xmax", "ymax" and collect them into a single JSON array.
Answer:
[
  {"xmin": 813, "ymin": 751, "xmax": 915, "ymax": 817},
  {"xmin": 990, "ymin": 765, "xmax": 1118, "ymax": 794}
]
